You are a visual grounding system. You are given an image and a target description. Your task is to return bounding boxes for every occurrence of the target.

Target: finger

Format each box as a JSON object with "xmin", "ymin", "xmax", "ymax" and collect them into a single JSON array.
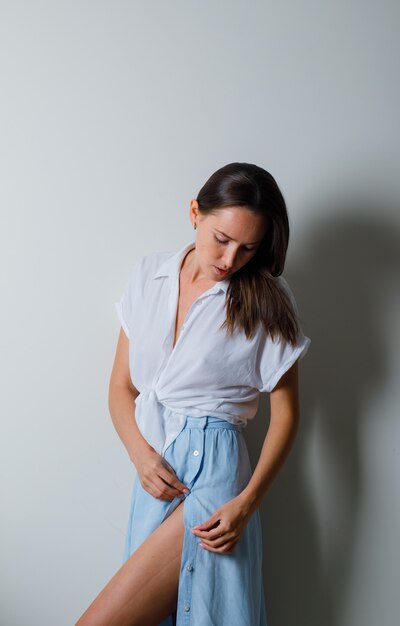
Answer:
[
  {"xmin": 158, "ymin": 465, "xmax": 190, "ymax": 495},
  {"xmin": 143, "ymin": 475, "xmax": 184, "ymax": 500},
  {"xmin": 156, "ymin": 476, "xmax": 187, "ymax": 500},
  {"xmin": 158, "ymin": 475, "xmax": 189, "ymax": 498},
  {"xmin": 192, "ymin": 517, "xmax": 220, "ymax": 531},
  {"xmin": 142, "ymin": 465, "xmax": 187, "ymax": 500},
  {"xmin": 199, "ymin": 538, "xmax": 237, "ymax": 553},
  {"xmin": 200, "ymin": 535, "xmax": 226, "ymax": 548},
  {"xmin": 192, "ymin": 527, "xmax": 226, "ymax": 541},
  {"xmin": 201, "ymin": 529, "xmax": 239, "ymax": 547}
]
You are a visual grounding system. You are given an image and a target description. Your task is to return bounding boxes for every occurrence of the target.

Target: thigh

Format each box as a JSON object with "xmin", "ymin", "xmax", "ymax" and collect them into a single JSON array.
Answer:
[{"xmin": 75, "ymin": 500, "xmax": 185, "ymax": 626}]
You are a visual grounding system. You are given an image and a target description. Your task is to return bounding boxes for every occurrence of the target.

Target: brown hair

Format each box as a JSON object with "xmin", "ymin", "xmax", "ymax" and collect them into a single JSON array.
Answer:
[{"xmin": 196, "ymin": 162, "xmax": 301, "ymax": 346}]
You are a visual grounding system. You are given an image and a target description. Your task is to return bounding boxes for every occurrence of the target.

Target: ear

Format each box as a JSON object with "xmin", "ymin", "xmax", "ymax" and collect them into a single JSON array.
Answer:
[{"xmin": 189, "ymin": 199, "xmax": 199, "ymax": 225}]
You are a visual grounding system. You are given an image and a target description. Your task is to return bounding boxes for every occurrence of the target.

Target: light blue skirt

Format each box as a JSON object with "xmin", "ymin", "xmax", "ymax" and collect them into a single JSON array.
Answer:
[{"xmin": 122, "ymin": 415, "xmax": 268, "ymax": 626}]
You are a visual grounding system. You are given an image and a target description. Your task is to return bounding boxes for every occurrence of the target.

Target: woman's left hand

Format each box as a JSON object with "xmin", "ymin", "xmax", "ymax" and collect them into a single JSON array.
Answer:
[{"xmin": 191, "ymin": 494, "xmax": 252, "ymax": 554}]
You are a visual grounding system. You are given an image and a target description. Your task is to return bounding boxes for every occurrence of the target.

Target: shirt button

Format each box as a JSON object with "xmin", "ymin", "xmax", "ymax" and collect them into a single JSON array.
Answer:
[
  {"xmin": 186, "ymin": 563, "xmax": 193, "ymax": 572},
  {"xmin": 184, "ymin": 603, "xmax": 190, "ymax": 612},
  {"xmin": 193, "ymin": 450, "xmax": 199, "ymax": 456}
]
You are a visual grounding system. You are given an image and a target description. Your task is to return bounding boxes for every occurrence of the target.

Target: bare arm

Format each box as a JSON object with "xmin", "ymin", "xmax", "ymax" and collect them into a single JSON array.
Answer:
[
  {"xmin": 108, "ymin": 328, "xmax": 153, "ymax": 464},
  {"xmin": 108, "ymin": 328, "xmax": 190, "ymax": 499},
  {"xmin": 238, "ymin": 359, "xmax": 301, "ymax": 516}
]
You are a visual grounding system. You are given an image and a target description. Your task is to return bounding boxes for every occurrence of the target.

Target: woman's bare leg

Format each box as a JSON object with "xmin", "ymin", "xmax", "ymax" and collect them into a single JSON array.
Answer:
[{"xmin": 75, "ymin": 500, "xmax": 185, "ymax": 626}]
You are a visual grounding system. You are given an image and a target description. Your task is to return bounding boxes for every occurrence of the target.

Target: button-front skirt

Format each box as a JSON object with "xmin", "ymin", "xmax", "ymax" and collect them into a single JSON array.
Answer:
[{"xmin": 122, "ymin": 415, "xmax": 268, "ymax": 625}]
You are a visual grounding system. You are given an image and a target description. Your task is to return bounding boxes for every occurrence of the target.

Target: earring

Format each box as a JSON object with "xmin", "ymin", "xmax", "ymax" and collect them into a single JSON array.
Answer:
[{"xmin": 194, "ymin": 222, "xmax": 197, "ymax": 230}]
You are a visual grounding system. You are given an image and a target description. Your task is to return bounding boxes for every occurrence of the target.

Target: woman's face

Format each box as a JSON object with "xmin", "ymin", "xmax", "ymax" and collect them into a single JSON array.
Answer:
[{"xmin": 190, "ymin": 201, "xmax": 267, "ymax": 281}]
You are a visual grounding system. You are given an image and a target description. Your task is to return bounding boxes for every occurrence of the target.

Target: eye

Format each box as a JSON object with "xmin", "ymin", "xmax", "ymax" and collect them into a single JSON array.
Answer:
[{"xmin": 215, "ymin": 235, "xmax": 257, "ymax": 252}]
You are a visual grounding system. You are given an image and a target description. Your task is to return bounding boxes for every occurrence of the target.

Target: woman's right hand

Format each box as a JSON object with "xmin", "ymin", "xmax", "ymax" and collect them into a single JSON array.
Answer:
[{"xmin": 133, "ymin": 445, "xmax": 190, "ymax": 501}]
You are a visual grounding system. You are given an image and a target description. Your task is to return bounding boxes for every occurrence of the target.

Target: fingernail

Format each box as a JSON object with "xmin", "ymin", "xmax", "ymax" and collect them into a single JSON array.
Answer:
[{"xmin": 183, "ymin": 489, "xmax": 190, "ymax": 494}]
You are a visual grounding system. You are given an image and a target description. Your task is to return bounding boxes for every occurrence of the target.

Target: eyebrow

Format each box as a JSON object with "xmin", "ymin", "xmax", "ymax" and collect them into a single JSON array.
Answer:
[{"xmin": 214, "ymin": 229, "xmax": 263, "ymax": 245}]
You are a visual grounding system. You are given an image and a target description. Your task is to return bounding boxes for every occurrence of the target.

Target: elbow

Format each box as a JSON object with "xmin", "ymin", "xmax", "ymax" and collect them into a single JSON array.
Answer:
[{"xmin": 108, "ymin": 378, "xmax": 139, "ymax": 408}]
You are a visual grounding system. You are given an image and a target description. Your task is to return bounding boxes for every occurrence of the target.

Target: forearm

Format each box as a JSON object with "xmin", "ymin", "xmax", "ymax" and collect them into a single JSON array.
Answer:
[
  {"xmin": 239, "ymin": 411, "xmax": 300, "ymax": 517},
  {"xmin": 108, "ymin": 383, "xmax": 152, "ymax": 464}
]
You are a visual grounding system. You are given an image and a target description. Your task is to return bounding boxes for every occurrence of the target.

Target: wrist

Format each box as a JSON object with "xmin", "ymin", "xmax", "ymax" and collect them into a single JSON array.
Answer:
[
  {"xmin": 129, "ymin": 438, "xmax": 153, "ymax": 464},
  {"xmin": 237, "ymin": 486, "xmax": 262, "ymax": 518}
]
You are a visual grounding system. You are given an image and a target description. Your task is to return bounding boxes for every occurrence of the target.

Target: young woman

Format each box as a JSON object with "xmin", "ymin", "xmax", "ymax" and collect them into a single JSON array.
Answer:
[{"xmin": 75, "ymin": 162, "xmax": 311, "ymax": 625}]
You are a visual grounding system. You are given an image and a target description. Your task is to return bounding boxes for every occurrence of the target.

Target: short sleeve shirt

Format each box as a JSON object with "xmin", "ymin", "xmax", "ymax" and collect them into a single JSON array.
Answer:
[{"xmin": 115, "ymin": 240, "xmax": 311, "ymax": 456}]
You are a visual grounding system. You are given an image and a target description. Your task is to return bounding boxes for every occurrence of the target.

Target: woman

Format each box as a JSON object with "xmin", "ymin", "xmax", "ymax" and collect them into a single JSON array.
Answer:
[{"xmin": 75, "ymin": 162, "xmax": 311, "ymax": 625}]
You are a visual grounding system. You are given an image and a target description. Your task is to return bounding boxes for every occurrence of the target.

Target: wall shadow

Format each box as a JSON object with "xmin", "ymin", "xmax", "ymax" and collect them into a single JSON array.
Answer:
[{"xmin": 244, "ymin": 201, "xmax": 400, "ymax": 626}]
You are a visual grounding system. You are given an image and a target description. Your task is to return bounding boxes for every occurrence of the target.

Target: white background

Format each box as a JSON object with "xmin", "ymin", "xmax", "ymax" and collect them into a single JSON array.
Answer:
[{"xmin": 1, "ymin": 1, "xmax": 399, "ymax": 625}]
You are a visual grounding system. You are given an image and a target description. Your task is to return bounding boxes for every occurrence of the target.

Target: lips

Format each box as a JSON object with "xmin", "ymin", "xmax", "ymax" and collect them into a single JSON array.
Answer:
[{"xmin": 214, "ymin": 266, "xmax": 229, "ymax": 276}]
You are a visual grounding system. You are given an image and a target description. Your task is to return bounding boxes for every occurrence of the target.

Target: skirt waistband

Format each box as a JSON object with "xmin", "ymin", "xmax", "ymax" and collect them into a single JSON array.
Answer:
[{"xmin": 183, "ymin": 415, "xmax": 242, "ymax": 431}]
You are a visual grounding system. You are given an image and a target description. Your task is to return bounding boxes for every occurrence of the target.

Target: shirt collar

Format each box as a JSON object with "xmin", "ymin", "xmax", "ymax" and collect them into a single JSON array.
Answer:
[{"xmin": 152, "ymin": 240, "xmax": 230, "ymax": 294}]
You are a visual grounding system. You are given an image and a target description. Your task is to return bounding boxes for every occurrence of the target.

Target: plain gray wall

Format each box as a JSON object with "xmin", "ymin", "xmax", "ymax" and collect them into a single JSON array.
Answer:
[{"xmin": 1, "ymin": 1, "xmax": 399, "ymax": 625}]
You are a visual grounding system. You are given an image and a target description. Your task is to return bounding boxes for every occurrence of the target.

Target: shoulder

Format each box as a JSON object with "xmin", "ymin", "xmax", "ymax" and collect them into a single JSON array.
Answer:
[
  {"xmin": 274, "ymin": 274, "xmax": 293, "ymax": 296},
  {"xmin": 274, "ymin": 274, "xmax": 300, "ymax": 315},
  {"xmin": 126, "ymin": 247, "xmax": 175, "ymax": 288},
  {"xmin": 137, "ymin": 248, "xmax": 174, "ymax": 275}
]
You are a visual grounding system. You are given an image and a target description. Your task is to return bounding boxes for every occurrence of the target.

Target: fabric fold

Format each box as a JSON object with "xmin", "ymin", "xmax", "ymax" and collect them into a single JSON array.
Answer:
[{"xmin": 134, "ymin": 388, "xmax": 187, "ymax": 457}]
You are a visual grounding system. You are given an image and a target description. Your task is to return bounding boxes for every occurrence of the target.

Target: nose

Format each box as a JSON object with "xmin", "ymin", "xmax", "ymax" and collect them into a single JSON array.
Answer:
[{"xmin": 221, "ymin": 248, "xmax": 238, "ymax": 270}]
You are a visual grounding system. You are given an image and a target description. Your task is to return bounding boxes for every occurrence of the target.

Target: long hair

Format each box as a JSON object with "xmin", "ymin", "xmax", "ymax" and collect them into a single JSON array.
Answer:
[{"xmin": 196, "ymin": 162, "xmax": 301, "ymax": 346}]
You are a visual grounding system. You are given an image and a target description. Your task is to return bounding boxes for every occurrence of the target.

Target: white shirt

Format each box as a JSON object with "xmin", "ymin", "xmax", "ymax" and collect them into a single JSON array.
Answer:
[{"xmin": 115, "ymin": 240, "xmax": 311, "ymax": 457}]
